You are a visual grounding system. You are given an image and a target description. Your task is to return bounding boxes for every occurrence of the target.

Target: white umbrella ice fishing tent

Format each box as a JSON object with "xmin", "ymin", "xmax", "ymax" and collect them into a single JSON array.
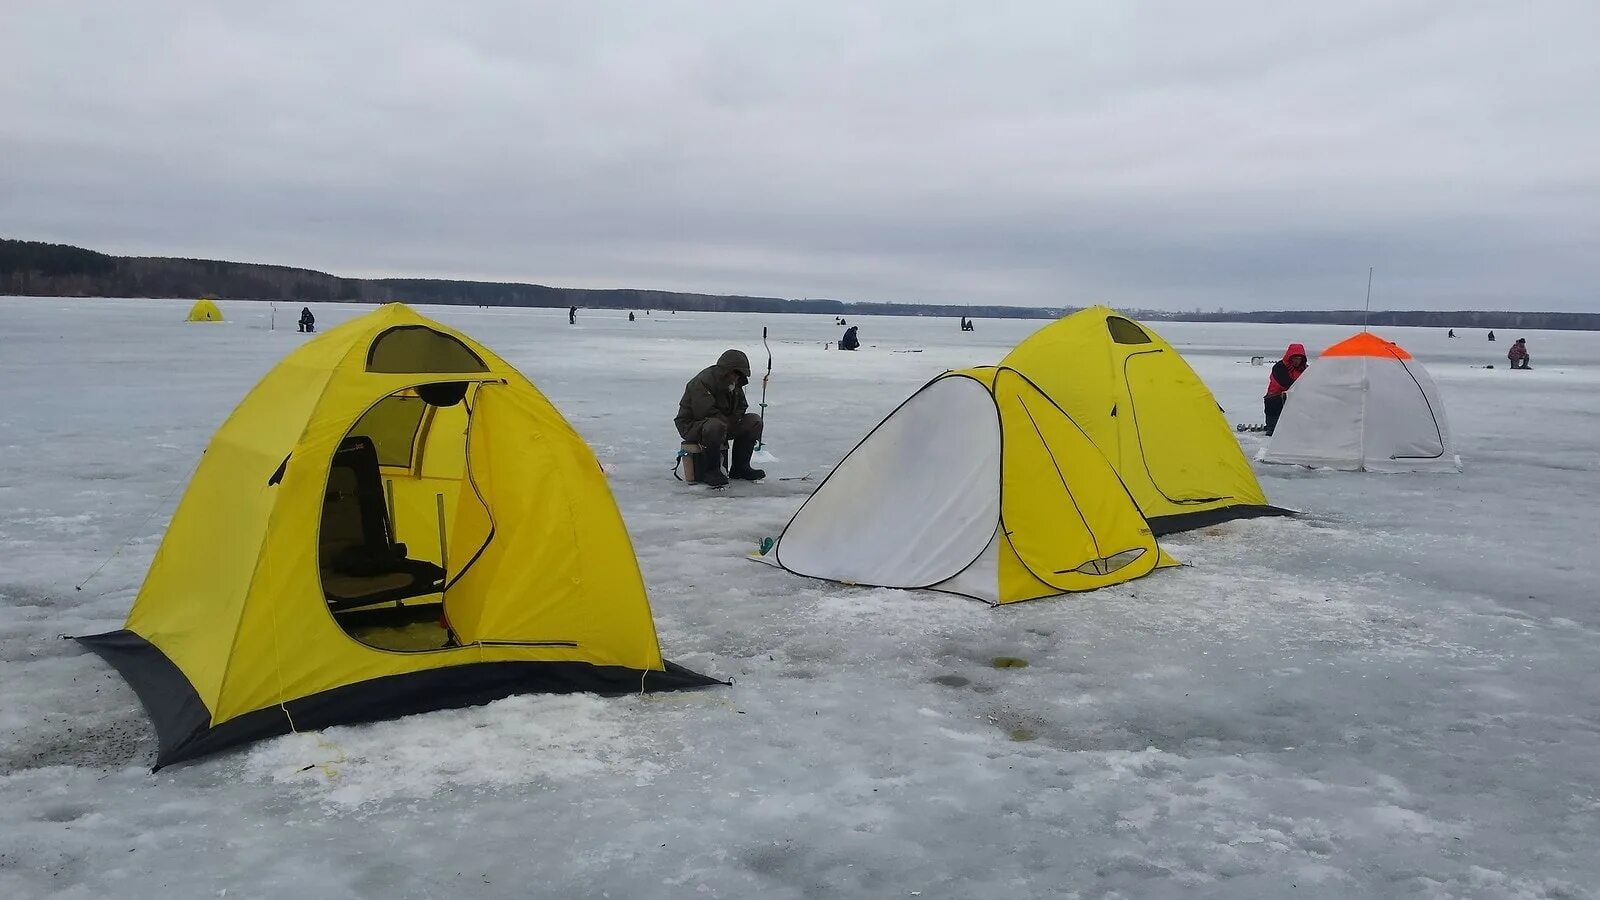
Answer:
[
  {"xmin": 1260, "ymin": 332, "xmax": 1461, "ymax": 473},
  {"xmin": 757, "ymin": 366, "xmax": 1177, "ymax": 604}
]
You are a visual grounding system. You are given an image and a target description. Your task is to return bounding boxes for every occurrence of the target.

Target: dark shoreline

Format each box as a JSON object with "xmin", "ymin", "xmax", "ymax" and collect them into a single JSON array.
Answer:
[{"xmin": 6, "ymin": 238, "xmax": 1596, "ymax": 331}]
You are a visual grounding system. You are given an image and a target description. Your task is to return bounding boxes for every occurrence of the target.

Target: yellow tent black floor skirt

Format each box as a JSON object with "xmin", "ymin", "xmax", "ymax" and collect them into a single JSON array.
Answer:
[
  {"xmin": 78, "ymin": 305, "xmax": 723, "ymax": 770},
  {"xmin": 1146, "ymin": 504, "xmax": 1293, "ymax": 536},
  {"xmin": 78, "ymin": 629, "xmax": 721, "ymax": 770}
]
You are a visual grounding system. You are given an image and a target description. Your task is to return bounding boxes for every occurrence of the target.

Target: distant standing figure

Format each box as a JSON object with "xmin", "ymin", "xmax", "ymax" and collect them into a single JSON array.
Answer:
[
  {"xmin": 839, "ymin": 325, "xmax": 860, "ymax": 351},
  {"xmin": 569, "ymin": 306, "xmax": 578, "ymax": 325},
  {"xmin": 297, "ymin": 307, "xmax": 315, "ymax": 333},
  {"xmin": 1508, "ymin": 338, "xmax": 1532, "ymax": 370},
  {"xmin": 1488, "ymin": 330, "xmax": 1496, "ymax": 342},
  {"xmin": 1263, "ymin": 342, "xmax": 1308, "ymax": 436}
]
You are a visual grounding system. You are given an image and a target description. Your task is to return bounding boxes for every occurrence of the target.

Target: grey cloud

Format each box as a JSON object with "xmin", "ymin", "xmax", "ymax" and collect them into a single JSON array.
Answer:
[{"xmin": 2, "ymin": 1, "xmax": 1597, "ymax": 310}]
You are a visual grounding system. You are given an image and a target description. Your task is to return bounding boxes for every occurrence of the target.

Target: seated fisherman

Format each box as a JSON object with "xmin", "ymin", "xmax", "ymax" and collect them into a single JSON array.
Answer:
[{"xmin": 674, "ymin": 349, "xmax": 766, "ymax": 487}]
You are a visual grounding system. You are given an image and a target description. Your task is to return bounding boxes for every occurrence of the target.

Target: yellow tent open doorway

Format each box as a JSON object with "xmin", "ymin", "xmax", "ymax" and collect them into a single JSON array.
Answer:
[{"xmin": 80, "ymin": 303, "xmax": 718, "ymax": 768}]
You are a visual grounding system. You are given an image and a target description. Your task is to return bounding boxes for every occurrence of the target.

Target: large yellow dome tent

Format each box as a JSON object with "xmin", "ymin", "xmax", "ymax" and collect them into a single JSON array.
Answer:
[
  {"xmin": 1001, "ymin": 307, "xmax": 1291, "ymax": 534},
  {"xmin": 186, "ymin": 298, "xmax": 223, "ymax": 321},
  {"xmin": 79, "ymin": 303, "xmax": 718, "ymax": 768},
  {"xmin": 760, "ymin": 366, "xmax": 1176, "ymax": 604}
]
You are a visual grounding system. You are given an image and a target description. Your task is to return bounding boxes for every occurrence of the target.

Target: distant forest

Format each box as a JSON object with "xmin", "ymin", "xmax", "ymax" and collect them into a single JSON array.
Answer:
[
  {"xmin": 0, "ymin": 239, "xmax": 1060, "ymax": 320},
  {"xmin": 3, "ymin": 238, "xmax": 1596, "ymax": 330}
]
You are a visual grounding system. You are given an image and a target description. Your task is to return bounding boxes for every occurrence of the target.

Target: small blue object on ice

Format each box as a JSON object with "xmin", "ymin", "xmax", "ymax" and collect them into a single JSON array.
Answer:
[{"xmin": 758, "ymin": 537, "xmax": 775, "ymax": 556}]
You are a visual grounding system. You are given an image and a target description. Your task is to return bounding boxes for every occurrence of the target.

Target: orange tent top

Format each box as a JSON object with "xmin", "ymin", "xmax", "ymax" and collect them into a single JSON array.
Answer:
[{"xmin": 1319, "ymin": 332, "xmax": 1412, "ymax": 360}]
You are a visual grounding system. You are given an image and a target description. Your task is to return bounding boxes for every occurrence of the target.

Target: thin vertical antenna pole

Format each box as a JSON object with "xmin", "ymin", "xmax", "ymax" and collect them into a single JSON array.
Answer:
[
  {"xmin": 1364, "ymin": 267, "xmax": 1374, "ymax": 332},
  {"xmin": 756, "ymin": 326, "xmax": 771, "ymax": 450}
]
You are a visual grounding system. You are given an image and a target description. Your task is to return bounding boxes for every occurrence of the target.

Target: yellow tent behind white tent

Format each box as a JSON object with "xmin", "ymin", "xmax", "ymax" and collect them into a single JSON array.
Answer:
[{"xmin": 1002, "ymin": 307, "xmax": 1291, "ymax": 534}]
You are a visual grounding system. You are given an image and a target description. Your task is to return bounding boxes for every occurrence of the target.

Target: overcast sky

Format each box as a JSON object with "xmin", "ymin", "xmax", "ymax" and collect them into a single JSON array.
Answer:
[{"xmin": 4, "ymin": 2, "xmax": 1597, "ymax": 311}]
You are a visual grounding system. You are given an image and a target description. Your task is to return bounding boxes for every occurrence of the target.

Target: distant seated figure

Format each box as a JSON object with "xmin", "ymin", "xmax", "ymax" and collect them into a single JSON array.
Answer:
[
  {"xmin": 1447, "ymin": 328, "xmax": 1455, "ymax": 338},
  {"xmin": 298, "ymin": 307, "xmax": 315, "ymax": 333},
  {"xmin": 839, "ymin": 325, "xmax": 860, "ymax": 351},
  {"xmin": 1488, "ymin": 330, "xmax": 1496, "ymax": 342},
  {"xmin": 964, "ymin": 318, "xmax": 975, "ymax": 332},
  {"xmin": 628, "ymin": 311, "xmax": 636, "ymax": 322},
  {"xmin": 674, "ymin": 349, "xmax": 765, "ymax": 487},
  {"xmin": 1263, "ymin": 342, "xmax": 1308, "ymax": 436},
  {"xmin": 1508, "ymin": 338, "xmax": 1531, "ymax": 370}
]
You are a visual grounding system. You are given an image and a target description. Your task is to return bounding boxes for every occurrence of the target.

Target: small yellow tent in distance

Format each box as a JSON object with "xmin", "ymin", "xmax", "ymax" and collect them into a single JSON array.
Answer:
[
  {"xmin": 186, "ymin": 298, "xmax": 223, "ymax": 321},
  {"xmin": 80, "ymin": 303, "xmax": 718, "ymax": 768},
  {"xmin": 1002, "ymin": 307, "xmax": 1291, "ymax": 534}
]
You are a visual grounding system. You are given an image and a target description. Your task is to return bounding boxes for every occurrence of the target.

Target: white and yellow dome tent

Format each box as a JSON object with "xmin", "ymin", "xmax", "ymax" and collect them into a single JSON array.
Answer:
[
  {"xmin": 759, "ymin": 366, "xmax": 1176, "ymax": 604},
  {"xmin": 79, "ymin": 303, "xmax": 718, "ymax": 769},
  {"xmin": 1001, "ymin": 307, "xmax": 1291, "ymax": 534},
  {"xmin": 1261, "ymin": 332, "xmax": 1461, "ymax": 473},
  {"xmin": 185, "ymin": 298, "xmax": 224, "ymax": 321}
]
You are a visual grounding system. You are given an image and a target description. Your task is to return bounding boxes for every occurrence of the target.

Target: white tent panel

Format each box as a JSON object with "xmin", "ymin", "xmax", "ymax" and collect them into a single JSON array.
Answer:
[
  {"xmin": 929, "ymin": 529, "xmax": 999, "ymax": 603},
  {"xmin": 1262, "ymin": 357, "xmax": 1367, "ymax": 470},
  {"xmin": 1362, "ymin": 357, "xmax": 1457, "ymax": 471},
  {"xmin": 775, "ymin": 375, "xmax": 1002, "ymax": 588}
]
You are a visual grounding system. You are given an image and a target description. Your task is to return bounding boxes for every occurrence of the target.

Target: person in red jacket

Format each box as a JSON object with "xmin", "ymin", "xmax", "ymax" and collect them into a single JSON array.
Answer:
[
  {"xmin": 1507, "ymin": 338, "xmax": 1532, "ymax": 370},
  {"xmin": 1263, "ymin": 343, "xmax": 1308, "ymax": 435}
]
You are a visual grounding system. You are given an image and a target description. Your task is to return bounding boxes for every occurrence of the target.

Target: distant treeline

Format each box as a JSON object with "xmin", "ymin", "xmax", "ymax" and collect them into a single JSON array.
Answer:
[
  {"xmin": 1173, "ymin": 308, "xmax": 1600, "ymax": 332},
  {"xmin": 0, "ymin": 239, "xmax": 1060, "ymax": 320},
  {"xmin": 3, "ymin": 238, "xmax": 1595, "ymax": 329}
]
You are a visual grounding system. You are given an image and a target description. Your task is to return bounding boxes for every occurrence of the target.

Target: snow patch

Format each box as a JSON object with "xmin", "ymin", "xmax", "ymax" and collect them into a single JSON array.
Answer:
[{"xmin": 240, "ymin": 694, "xmax": 661, "ymax": 811}]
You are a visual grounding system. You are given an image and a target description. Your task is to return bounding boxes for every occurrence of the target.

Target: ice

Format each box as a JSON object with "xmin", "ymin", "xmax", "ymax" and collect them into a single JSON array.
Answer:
[{"xmin": 2, "ymin": 296, "xmax": 1598, "ymax": 898}]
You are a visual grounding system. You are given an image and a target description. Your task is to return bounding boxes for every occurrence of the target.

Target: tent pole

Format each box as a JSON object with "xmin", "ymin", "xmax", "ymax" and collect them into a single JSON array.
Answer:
[
  {"xmin": 436, "ymin": 493, "xmax": 449, "ymax": 565},
  {"xmin": 1364, "ymin": 266, "xmax": 1374, "ymax": 332},
  {"xmin": 755, "ymin": 326, "xmax": 772, "ymax": 450}
]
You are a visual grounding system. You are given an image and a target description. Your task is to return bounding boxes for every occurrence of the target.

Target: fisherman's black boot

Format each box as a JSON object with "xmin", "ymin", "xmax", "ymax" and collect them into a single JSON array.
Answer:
[
  {"xmin": 700, "ymin": 448, "xmax": 729, "ymax": 487},
  {"xmin": 729, "ymin": 438, "xmax": 766, "ymax": 481}
]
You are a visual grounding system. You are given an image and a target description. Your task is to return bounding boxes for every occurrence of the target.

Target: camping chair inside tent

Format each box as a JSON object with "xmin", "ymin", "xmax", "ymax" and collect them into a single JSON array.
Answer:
[
  {"xmin": 78, "ymin": 304, "xmax": 718, "ymax": 768},
  {"xmin": 319, "ymin": 434, "xmax": 447, "ymax": 613},
  {"xmin": 758, "ymin": 366, "xmax": 1177, "ymax": 604}
]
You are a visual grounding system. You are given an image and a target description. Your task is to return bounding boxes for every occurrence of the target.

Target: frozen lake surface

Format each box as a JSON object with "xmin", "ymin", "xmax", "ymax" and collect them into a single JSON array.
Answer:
[{"xmin": 2, "ymin": 297, "xmax": 1598, "ymax": 899}]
